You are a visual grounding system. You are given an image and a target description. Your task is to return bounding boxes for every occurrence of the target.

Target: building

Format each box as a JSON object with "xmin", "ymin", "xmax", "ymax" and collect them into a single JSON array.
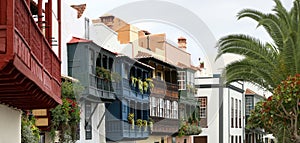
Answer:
[
  {"xmin": 67, "ymin": 37, "xmax": 116, "ymax": 143},
  {"xmin": 0, "ymin": 0, "xmax": 62, "ymax": 142},
  {"xmin": 91, "ymin": 15, "xmax": 201, "ymax": 143},
  {"xmin": 194, "ymin": 73, "xmax": 245, "ymax": 143},
  {"xmin": 245, "ymin": 89, "xmax": 266, "ymax": 143}
]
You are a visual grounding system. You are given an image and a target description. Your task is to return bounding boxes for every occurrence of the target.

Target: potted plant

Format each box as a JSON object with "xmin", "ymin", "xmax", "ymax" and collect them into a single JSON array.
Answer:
[
  {"xmin": 200, "ymin": 62, "xmax": 204, "ymax": 68},
  {"xmin": 148, "ymin": 118, "xmax": 154, "ymax": 133},
  {"xmin": 128, "ymin": 113, "xmax": 135, "ymax": 129},
  {"xmin": 130, "ymin": 76, "xmax": 137, "ymax": 88},
  {"xmin": 146, "ymin": 78, "xmax": 154, "ymax": 90},
  {"xmin": 137, "ymin": 78, "xmax": 143, "ymax": 93},
  {"xmin": 136, "ymin": 119, "xmax": 143, "ymax": 131},
  {"xmin": 142, "ymin": 120, "xmax": 148, "ymax": 131}
]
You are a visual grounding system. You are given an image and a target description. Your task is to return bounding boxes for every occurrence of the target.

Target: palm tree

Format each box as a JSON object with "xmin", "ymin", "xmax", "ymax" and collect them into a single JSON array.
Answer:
[{"xmin": 216, "ymin": 0, "xmax": 300, "ymax": 93}]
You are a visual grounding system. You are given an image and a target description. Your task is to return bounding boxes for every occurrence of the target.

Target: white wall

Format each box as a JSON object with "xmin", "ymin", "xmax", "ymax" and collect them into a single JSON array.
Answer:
[
  {"xmin": 61, "ymin": 1, "xmax": 86, "ymax": 75},
  {"xmin": 194, "ymin": 71, "xmax": 245, "ymax": 143},
  {"xmin": 0, "ymin": 104, "xmax": 21, "ymax": 143},
  {"xmin": 77, "ymin": 102, "xmax": 106, "ymax": 143},
  {"xmin": 194, "ymin": 74, "xmax": 220, "ymax": 143}
]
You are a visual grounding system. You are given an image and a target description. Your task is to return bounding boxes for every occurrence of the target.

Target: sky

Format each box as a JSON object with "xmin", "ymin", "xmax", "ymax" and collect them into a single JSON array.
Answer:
[{"xmin": 64, "ymin": 0, "xmax": 294, "ymax": 95}]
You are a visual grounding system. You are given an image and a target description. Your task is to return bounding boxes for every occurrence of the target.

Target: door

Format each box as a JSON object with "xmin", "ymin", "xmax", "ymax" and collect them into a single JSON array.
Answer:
[{"xmin": 194, "ymin": 136, "xmax": 207, "ymax": 143}]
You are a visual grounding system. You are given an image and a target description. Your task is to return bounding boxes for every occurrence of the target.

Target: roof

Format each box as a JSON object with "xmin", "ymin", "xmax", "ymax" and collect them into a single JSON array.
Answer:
[
  {"xmin": 116, "ymin": 54, "xmax": 154, "ymax": 70},
  {"xmin": 70, "ymin": 4, "xmax": 86, "ymax": 18},
  {"xmin": 67, "ymin": 36, "xmax": 92, "ymax": 44},
  {"xmin": 245, "ymin": 88, "xmax": 257, "ymax": 95},
  {"xmin": 67, "ymin": 37, "xmax": 118, "ymax": 55},
  {"xmin": 245, "ymin": 88, "xmax": 266, "ymax": 99},
  {"xmin": 135, "ymin": 51, "xmax": 179, "ymax": 69}
]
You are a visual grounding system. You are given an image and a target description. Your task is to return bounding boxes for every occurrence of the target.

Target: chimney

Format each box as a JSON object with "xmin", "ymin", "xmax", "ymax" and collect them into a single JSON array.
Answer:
[{"xmin": 178, "ymin": 37, "xmax": 186, "ymax": 51}]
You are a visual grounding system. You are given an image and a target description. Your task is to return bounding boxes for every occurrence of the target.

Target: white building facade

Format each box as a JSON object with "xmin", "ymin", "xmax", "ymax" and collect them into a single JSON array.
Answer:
[{"xmin": 194, "ymin": 72, "xmax": 245, "ymax": 143}]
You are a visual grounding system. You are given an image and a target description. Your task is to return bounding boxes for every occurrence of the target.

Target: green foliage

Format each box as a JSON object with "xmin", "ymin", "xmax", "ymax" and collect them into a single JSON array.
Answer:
[
  {"xmin": 178, "ymin": 116, "xmax": 202, "ymax": 137},
  {"xmin": 216, "ymin": 0, "xmax": 300, "ymax": 93},
  {"xmin": 131, "ymin": 76, "xmax": 137, "ymax": 87},
  {"xmin": 50, "ymin": 81, "xmax": 83, "ymax": 143},
  {"xmin": 247, "ymin": 74, "xmax": 300, "ymax": 142},
  {"xmin": 21, "ymin": 113, "xmax": 40, "ymax": 143},
  {"xmin": 96, "ymin": 66, "xmax": 111, "ymax": 80},
  {"xmin": 111, "ymin": 72, "xmax": 121, "ymax": 82},
  {"xmin": 130, "ymin": 77, "xmax": 154, "ymax": 93},
  {"xmin": 136, "ymin": 119, "xmax": 143, "ymax": 128}
]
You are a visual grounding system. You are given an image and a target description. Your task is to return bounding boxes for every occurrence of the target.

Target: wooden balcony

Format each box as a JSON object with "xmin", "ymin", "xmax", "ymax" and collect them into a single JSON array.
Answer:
[
  {"xmin": 152, "ymin": 79, "xmax": 178, "ymax": 100},
  {"xmin": 106, "ymin": 120, "xmax": 149, "ymax": 141},
  {"xmin": 120, "ymin": 78, "xmax": 150, "ymax": 101},
  {"xmin": 88, "ymin": 74, "xmax": 115, "ymax": 101},
  {"xmin": 151, "ymin": 117, "xmax": 179, "ymax": 135},
  {"xmin": 0, "ymin": 0, "xmax": 61, "ymax": 109}
]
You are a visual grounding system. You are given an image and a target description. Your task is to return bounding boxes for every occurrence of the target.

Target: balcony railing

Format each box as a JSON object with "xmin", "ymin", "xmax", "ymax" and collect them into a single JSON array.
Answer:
[
  {"xmin": 106, "ymin": 120, "xmax": 149, "ymax": 141},
  {"xmin": 0, "ymin": 0, "xmax": 61, "ymax": 109},
  {"xmin": 120, "ymin": 78, "xmax": 150, "ymax": 100},
  {"xmin": 152, "ymin": 79, "xmax": 178, "ymax": 99},
  {"xmin": 88, "ymin": 74, "xmax": 115, "ymax": 100}
]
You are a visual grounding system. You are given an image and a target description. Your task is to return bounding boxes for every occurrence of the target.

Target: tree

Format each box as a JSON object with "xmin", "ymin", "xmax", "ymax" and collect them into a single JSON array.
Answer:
[
  {"xmin": 50, "ymin": 81, "xmax": 83, "ymax": 143},
  {"xmin": 216, "ymin": 0, "xmax": 300, "ymax": 93},
  {"xmin": 215, "ymin": 0, "xmax": 300, "ymax": 142},
  {"xmin": 247, "ymin": 74, "xmax": 300, "ymax": 142}
]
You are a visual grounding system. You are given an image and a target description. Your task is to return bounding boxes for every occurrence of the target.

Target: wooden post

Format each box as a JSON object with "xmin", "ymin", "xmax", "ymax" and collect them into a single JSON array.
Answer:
[{"xmin": 37, "ymin": 0, "xmax": 42, "ymax": 29}]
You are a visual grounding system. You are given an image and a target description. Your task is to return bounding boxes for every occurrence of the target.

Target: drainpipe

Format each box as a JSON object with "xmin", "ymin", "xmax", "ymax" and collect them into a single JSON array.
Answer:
[{"xmin": 48, "ymin": 0, "xmax": 52, "ymax": 46}]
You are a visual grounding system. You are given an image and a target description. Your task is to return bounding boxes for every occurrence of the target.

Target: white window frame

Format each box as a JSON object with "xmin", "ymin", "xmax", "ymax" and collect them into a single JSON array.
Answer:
[{"xmin": 178, "ymin": 71, "xmax": 186, "ymax": 90}]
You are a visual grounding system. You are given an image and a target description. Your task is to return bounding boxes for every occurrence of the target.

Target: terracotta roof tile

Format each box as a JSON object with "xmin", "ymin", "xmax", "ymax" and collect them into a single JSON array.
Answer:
[
  {"xmin": 71, "ymin": 4, "xmax": 86, "ymax": 18},
  {"xmin": 245, "ymin": 88, "xmax": 257, "ymax": 95},
  {"xmin": 67, "ymin": 36, "xmax": 92, "ymax": 44}
]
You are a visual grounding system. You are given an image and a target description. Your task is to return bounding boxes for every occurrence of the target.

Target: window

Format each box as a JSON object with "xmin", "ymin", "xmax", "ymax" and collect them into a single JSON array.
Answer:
[
  {"xmin": 156, "ymin": 71, "xmax": 162, "ymax": 80},
  {"xmin": 150, "ymin": 97, "xmax": 157, "ymax": 116},
  {"xmin": 239, "ymin": 136, "xmax": 241, "ymax": 143},
  {"xmin": 245, "ymin": 96, "xmax": 253, "ymax": 116},
  {"xmin": 85, "ymin": 102, "xmax": 92, "ymax": 140},
  {"xmin": 122, "ymin": 63, "xmax": 129, "ymax": 79},
  {"xmin": 239, "ymin": 100, "xmax": 242, "ymax": 128},
  {"xmin": 173, "ymin": 101, "xmax": 178, "ymax": 119},
  {"xmin": 199, "ymin": 97, "xmax": 207, "ymax": 118},
  {"xmin": 235, "ymin": 136, "xmax": 238, "ymax": 143},
  {"xmin": 159, "ymin": 98, "xmax": 164, "ymax": 117},
  {"xmin": 231, "ymin": 136, "xmax": 234, "ymax": 143},
  {"xmin": 231, "ymin": 97, "xmax": 234, "ymax": 128},
  {"xmin": 89, "ymin": 49, "xmax": 94, "ymax": 74},
  {"xmin": 166, "ymin": 100, "xmax": 170, "ymax": 118},
  {"xmin": 235, "ymin": 99, "xmax": 238, "ymax": 128},
  {"xmin": 178, "ymin": 71, "xmax": 186, "ymax": 90}
]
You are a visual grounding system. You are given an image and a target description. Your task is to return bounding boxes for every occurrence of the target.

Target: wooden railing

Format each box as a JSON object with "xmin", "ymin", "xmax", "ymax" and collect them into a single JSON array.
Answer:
[
  {"xmin": 14, "ymin": 0, "xmax": 61, "ymax": 99},
  {"xmin": 106, "ymin": 120, "xmax": 149, "ymax": 139},
  {"xmin": 152, "ymin": 79, "xmax": 178, "ymax": 99}
]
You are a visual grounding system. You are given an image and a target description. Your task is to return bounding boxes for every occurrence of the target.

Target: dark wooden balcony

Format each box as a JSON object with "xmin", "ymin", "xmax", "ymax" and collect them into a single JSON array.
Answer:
[
  {"xmin": 151, "ymin": 117, "xmax": 179, "ymax": 135},
  {"xmin": 0, "ymin": 0, "xmax": 61, "ymax": 109},
  {"xmin": 106, "ymin": 120, "xmax": 149, "ymax": 141},
  {"xmin": 152, "ymin": 78, "xmax": 178, "ymax": 100}
]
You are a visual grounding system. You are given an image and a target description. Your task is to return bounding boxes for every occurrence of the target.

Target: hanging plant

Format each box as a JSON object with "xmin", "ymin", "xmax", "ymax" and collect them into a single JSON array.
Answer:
[
  {"xmin": 136, "ymin": 119, "xmax": 143, "ymax": 128},
  {"xmin": 148, "ymin": 118, "xmax": 154, "ymax": 133},
  {"xmin": 21, "ymin": 113, "xmax": 40, "ymax": 143},
  {"xmin": 146, "ymin": 78, "xmax": 154, "ymax": 89},
  {"xmin": 111, "ymin": 72, "xmax": 121, "ymax": 82},
  {"xmin": 96, "ymin": 66, "xmax": 111, "ymax": 80},
  {"xmin": 130, "ymin": 76, "xmax": 137, "ymax": 87},
  {"xmin": 137, "ymin": 78, "xmax": 143, "ymax": 93},
  {"xmin": 143, "ymin": 81, "xmax": 149, "ymax": 93},
  {"xmin": 50, "ymin": 81, "xmax": 83, "ymax": 143}
]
